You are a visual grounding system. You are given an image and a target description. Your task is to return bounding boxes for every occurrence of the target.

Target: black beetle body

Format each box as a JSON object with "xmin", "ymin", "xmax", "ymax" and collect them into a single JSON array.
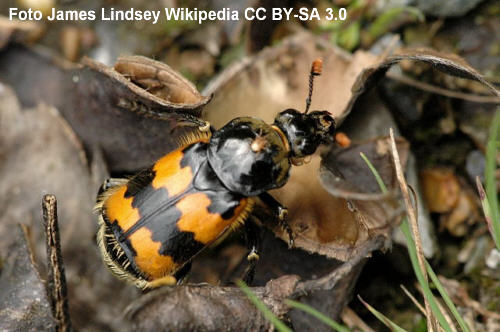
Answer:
[{"xmin": 96, "ymin": 59, "xmax": 336, "ymax": 288}]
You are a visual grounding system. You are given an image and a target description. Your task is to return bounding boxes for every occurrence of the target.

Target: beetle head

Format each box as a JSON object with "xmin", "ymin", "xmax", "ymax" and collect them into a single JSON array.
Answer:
[{"xmin": 273, "ymin": 109, "xmax": 336, "ymax": 159}]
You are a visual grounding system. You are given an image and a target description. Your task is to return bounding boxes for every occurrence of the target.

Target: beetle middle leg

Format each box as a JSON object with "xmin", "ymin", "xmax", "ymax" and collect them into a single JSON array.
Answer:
[
  {"xmin": 258, "ymin": 192, "xmax": 294, "ymax": 248},
  {"xmin": 241, "ymin": 217, "xmax": 261, "ymax": 285}
]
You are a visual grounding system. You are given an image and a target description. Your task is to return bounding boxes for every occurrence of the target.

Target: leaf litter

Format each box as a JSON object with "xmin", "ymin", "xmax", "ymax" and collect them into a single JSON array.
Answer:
[{"xmin": 0, "ymin": 17, "xmax": 499, "ymax": 330}]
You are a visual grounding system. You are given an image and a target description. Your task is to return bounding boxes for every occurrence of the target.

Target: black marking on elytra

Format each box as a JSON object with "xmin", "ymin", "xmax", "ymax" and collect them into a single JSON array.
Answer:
[
  {"xmin": 124, "ymin": 167, "xmax": 156, "ymax": 198},
  {"xmin": 103, "ymin": 220, "xmax": 142, "ymax": 278},
  {"xmin": 158, "ymin": 228, "xmax": 205, "ymax": 263},
  {"xmin": 110, "ymin": 221, "xmax": 137, "ymax": 258},
  {"xmin": 121, "ymin": 186, "xmax": 179, "ymax": 240},
  {"xmin": 113, "ymin": 140, "xmax": 244, "ymax": 267},
  {"xmin": 118, "ymin": 144, "xmax": 209, "ymax": 240},
  {"xmin": 102, "ymin": 211, "xmax": 137, "ymax": 261},
  {"xmin": 101, "ymin": 208, "xmax": 114, "ymax": 226},
  {"xmin": 130, "ymin": 180, "xmax": 170, "ymax": 210}
]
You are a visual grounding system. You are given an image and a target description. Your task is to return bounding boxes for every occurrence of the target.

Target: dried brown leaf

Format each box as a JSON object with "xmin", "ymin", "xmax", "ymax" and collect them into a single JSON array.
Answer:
[
  {"xmin": 350, "ymin": 48, "xmax": 499, "ymax": 115},
  {"xmin": 267, "ymin": 137, "xmax": 408, "ymax": 261},
  {"xmin": 203, "ymin": 32, "xmax": 379, "ymax": 126},
  {"xmin": 0, "ymin": 225, "xmax": 56, "ymax": 331},
  {"xmin": 114, "ymin": 55, "xmax": 210, "ymax": 105},
  {"xmin": 0, "ymin": 84, "xmax": 135, "ymax": 331},
  {"xmin": 125, "ymin": 236, "xmax": 384, "ymax": 331},
  {"xmin": 0, "ymin": 16, "xmax": 44, "ymax": 50},
  {"xmin": 0, "ymin": 46, "xmax": 212, "ymax": 172}
]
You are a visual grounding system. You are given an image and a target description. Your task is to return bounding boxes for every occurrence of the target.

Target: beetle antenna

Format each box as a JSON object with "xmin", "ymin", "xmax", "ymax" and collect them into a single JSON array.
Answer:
[{"xmin": 304, "ymin": 58, "xmax": 322, "ymax": 114}]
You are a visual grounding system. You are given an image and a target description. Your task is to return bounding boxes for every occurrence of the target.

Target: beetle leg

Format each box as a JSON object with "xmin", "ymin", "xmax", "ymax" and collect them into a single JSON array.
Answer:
[
  {"xmin": 258, "ymin": 192, "xmax": 288, "ymax": 220},
  {"xmin": 241, "ymin": 218, "xmax": 261, "ymax": 285},
  {"xmin": 145, "ymin": 275, "xmax": 177, "ymax": 289},
  {"xmin": 174, "ymin": 261, "xmax": 192, "ymax": 285},
  {"xmin": 98, "ymin": 178, "xmax": 127, "ymax": 194},
  {"xmin": 258, "ymin": 192, "xmax": 294, "ymax": 248}
]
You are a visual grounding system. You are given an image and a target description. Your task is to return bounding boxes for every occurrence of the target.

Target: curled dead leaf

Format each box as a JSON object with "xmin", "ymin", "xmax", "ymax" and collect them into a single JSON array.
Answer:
[
  {"xmin": 114, "ymin": 55, "xmax": 210, "ymax": 105},
  {"xmin": 203, "ymin": 32, "xmax": 380, "ymax": 126},
  {"xmin": 0, "ymin": 46, "xmax": 212, "ymax": 171},
  {"xmin": 350, "ymin": 48, "xmax": 499, "ymax": 117},
  {"xmin": 266, "ymin": 137, "xmax": 408, "ymax": 261}
]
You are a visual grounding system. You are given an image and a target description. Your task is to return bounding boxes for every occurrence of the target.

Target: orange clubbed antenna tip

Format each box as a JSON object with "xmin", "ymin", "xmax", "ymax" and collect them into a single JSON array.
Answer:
[{"xmin": 311, "ymin": 58, "xmax": 323, "ymax": 76}]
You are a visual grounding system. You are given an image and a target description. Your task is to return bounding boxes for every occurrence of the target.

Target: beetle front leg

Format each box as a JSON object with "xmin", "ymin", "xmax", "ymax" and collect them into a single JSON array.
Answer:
[{"xmin": 258, "ymin": 192, "xmax": 294, "ymax": 248}]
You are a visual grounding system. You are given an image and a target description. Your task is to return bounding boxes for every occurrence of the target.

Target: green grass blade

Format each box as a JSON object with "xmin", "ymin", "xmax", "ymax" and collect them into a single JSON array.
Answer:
[
  {"xmin": 358, "ymin": 296, "xmax": 408, "ymax": 332},
  {"xmin": 362, "ymin": 149, "xmax": 468, "ymax": 331},
  {"xmin": 484, "ymin": 110, "xmax": 500, "ymax": 248},
  {"xmin": 285, "ymin": 300, "xmax": 351, "ymax": 332},
  {"xmin": 477, "ymin": 177, "xmax": 498, "ymax": 248},
  {"xmin": 236, "ymin": 280, "xmax": 292, "ymax": 332},
  {"xmin": 400, "ymin": 221, "xmax": 454, "ymax": 332},
  {"xmin": 360, "ymin": 152, "xmax": 388, "ymax": 194},
  {"xmin": 337, "ymin": 21, "xmax": 361, "ymax": 51},
  {"xmin": 425, "ymin": 261, "xmax": 471, "ymax": 332},
  {"xmin": 366, "ymin": 6, "xmax": 424, "ymax": 43}
]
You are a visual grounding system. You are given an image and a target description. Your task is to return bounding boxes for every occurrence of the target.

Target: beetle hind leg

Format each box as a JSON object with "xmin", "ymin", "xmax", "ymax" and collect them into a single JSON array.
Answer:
[
  {"xmin": 95, "ymin": 178, "xmax": 128, "ymax": 212},
  {"xmin": 98, "ymin": 178, "xmax": 128, "ymax": 194},
  {"xmin": 241, "ymin": 217, "xmax": 261, "ymax": 285},
  {"xmin": 145, "ymin": 275, "xmax": 177, "ymax": 289}
]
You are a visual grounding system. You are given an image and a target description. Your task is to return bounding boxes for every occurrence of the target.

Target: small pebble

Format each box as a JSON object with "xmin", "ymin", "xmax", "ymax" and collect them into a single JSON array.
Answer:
[
  {"xmin": 485, "ymin": 248, "xmax": 500, "ymax": 270},
  {"xmin": 466, "ymin": 150, "xmax": 485, "ymax": 182}
]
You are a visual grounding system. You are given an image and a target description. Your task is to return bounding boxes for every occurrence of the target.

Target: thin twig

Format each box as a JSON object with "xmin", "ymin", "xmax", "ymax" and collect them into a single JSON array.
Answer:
[
  {"xmin": 401, "ymin": 284, "xmax": 451, "ymax": 332},
  {"xmin": 415, "ymin": 284, "xmax": 457, "ymax": 332},
  {"xmin": 42, "ymin": 194, "xmax": 72, "ymax": 332},
  {"xmin": 341, "ymin": 306, "xmax": 376, "ymax": 332},
  {"xmin": 434, "ymin": 298, "xmax": 458, "ymax": 332},
  {"xmin": 387, "ymin": 71, "xmax": 500, "ymax": 103},
  {"xmin": 400, "ymin": 284, "xmax": 425, "ymax": 315},
  {"xmin": 389, "ymin": 129, "xmax": 438, "ymax": 332}
]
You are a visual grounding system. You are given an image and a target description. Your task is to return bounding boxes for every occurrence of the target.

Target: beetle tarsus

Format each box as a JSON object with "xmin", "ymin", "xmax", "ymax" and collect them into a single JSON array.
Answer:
[
  {"xmin": 241, "ymin": 218, "xmax": 261, "ymax": 285},
  {"xmin": 199, "ymin": 121, "xmax": 211, "ymax": 132},
  {"xmin": 277, "ymin": 206, "xmax": 288, "ymax": 221},
  {"xmin": 280, "ymin": 219, "xmax": 295, "ymax": 249}
]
